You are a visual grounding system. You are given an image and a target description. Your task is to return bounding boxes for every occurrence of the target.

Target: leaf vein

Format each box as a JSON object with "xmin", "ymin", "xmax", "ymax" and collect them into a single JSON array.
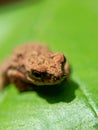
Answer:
[{"xmin": 73, "ymin": 76, "xmax": 98, "ymax": 117}]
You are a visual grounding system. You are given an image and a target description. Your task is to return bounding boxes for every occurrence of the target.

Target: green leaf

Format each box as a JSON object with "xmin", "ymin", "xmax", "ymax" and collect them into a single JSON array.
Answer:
[{"xmin": 0, "ymin": 0, "xmax": 98, "ymax": 129}]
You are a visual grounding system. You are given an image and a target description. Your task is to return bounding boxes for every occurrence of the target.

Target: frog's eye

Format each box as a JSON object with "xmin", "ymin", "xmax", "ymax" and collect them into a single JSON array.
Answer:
[{"xmin": 31, "ymin": 71, "xmax": 41, "ymax": 79}]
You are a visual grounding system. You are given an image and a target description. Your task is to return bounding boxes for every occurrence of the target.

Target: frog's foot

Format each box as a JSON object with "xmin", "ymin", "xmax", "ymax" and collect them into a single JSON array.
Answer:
[
  {"xmin": 0, "ymin": 73, "xmax": 10, "ymax": 91},
  {"xmin": 12, "ymin": 79, "xmax": 34, "ymax": 92},
  {"xmin": 7, "ymin": 69, "xmax": 33, "ymax": 92}
]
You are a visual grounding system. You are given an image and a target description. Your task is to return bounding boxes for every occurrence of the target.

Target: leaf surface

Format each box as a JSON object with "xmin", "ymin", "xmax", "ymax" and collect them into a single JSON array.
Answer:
[{"xmin": 0, "ymin": 0, "xmax": 98, "ymax": 129}]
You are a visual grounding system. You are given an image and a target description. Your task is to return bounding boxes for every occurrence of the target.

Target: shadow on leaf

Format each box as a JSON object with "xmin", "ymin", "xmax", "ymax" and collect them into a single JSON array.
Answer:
[{"xmin": 35, "ymin": 79, "xmax": 79, "ymax": 103}]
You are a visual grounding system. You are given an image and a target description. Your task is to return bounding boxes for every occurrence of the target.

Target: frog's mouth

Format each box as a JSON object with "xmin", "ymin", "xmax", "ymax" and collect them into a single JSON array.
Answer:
[{"xmin": 27, "ymin": 74, "xmax": 66, "ymax": 86}]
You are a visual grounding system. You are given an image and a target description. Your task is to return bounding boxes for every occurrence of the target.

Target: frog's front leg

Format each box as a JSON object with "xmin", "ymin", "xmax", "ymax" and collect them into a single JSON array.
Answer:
[
  {"xmin": 7, "ymin": 70, "xmax": 33, "ymax": 92},
  {"xmin": 0, "ymin": 72, "xmax": 9, "ymax": 91},
  {"xmin": 0, "ymin": 64, "xmax": 10, "ymax": 91},
  {"xmin": 12, "ymin": 79, "xmax": 34, "ymax": 92}
]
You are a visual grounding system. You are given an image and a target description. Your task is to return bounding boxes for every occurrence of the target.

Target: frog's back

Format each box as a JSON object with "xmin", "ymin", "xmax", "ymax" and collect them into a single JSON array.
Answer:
[
  {"xmin": 13, "ymin": 43, "xmax": 50, "ymax": 57},
  {"xmin": 0, "ymin": 43, "xmax": 50, "ymax": 90},
  {"xmin": 0, "ymin": 44, "xmax": 48, "ymax": 72},
  {"xmin": 7, "ymin": 43, "xmax": 50, "ymax": 67}
]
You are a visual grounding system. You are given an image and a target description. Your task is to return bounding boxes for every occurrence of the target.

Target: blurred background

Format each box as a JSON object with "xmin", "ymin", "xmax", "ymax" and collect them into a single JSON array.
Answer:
[{"xmin": 0, "ymin": 0, "xmax": 98, "ymax": 129}]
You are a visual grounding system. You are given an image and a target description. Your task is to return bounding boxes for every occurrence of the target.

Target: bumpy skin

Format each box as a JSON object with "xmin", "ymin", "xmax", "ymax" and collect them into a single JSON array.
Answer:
[{"xmin": 0, "ymin": 43, "xmax": 70, "ymax": 91}]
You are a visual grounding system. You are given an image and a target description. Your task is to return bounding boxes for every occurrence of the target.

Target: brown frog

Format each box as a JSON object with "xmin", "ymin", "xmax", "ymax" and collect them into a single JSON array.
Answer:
[{"xmin": 0, "ymin": 43, "xmax": 70, "ymax": 91}]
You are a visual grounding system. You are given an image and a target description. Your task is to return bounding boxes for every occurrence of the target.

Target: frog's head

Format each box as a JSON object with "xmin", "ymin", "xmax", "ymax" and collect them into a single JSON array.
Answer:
[{"xmin": 25, "ymin": 52, "xmax": 70, "ymax": 86}]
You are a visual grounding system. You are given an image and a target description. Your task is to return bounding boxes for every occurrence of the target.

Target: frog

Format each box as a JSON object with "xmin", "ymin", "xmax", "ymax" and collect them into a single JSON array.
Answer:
[{"xmin": 0, "ymin": 43, "xmax": 70, "ymax": 92}]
